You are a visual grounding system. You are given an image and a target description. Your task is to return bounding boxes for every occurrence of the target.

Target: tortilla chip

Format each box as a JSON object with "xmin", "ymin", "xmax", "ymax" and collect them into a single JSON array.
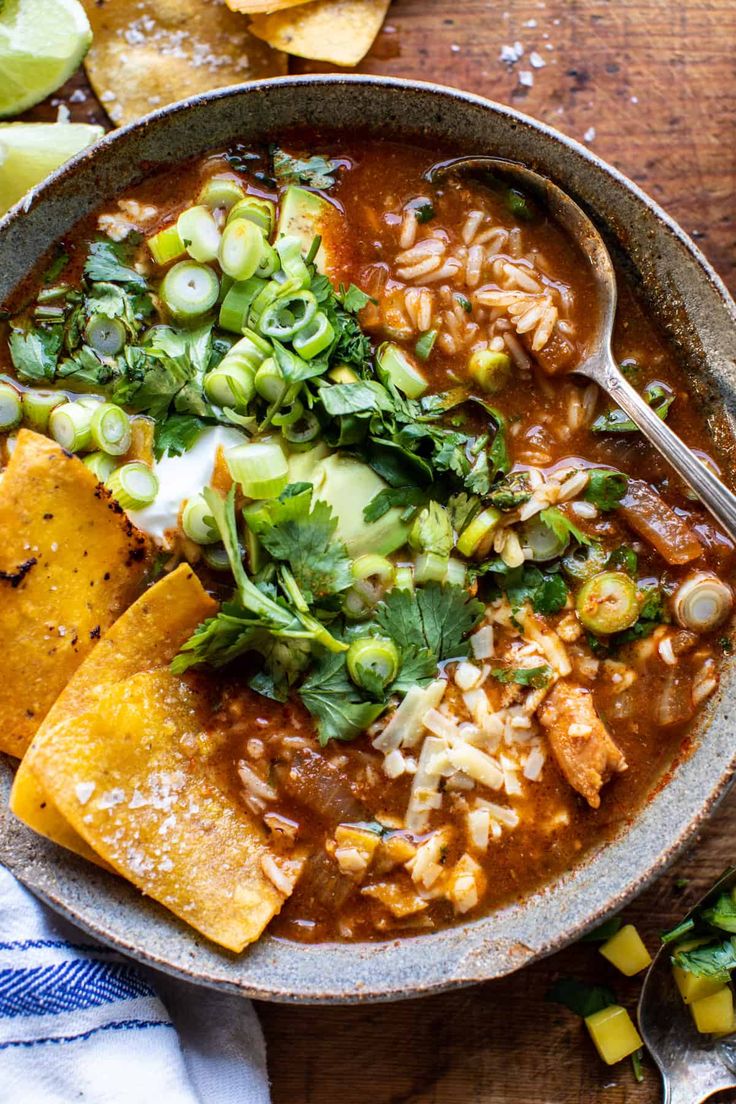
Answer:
[
  {"xmin": 249, "ymin": 0, "xmax": 390, "ymax": 65},
  {"xmin": 82, "ymin": 0, "xmax": 287, "ymax": 126},
  {"xmin": 0, "ymin": 429, "xmax": 150, "ymax": 759},
  {"xmin": 29, "ymin": 669, "xmax": 300, "ymax": 951},
  {"xmin": 11, "ymin": 564, "xmax": 216, "ymax": 865},
  {"xmin": 226, "ymin": 0, "xmax": 314, "ymax": 11}
]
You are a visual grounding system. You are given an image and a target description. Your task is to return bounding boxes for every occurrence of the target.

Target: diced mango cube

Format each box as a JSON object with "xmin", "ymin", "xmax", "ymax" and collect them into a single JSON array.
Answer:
[
  {"xmin": 690, "ymin": 986, "xmax": 734, "ymax": 1034},
  {"xmin": 599, "ymin": 924, "xmax": 652, "ymax": 976},
  {"xmin": 674, "ymin": 965, "xmax": 730, "ymax": 1005},
  {"xmin": 585, "ymin": 1005, "xmax": 643, "ymax": 1065}
]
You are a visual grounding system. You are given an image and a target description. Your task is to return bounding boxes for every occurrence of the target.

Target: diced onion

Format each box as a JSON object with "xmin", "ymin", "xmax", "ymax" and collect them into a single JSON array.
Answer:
[
  {"xmin": 672, "ymin": 572, "xmax": 734, "ymax": 633},
  {"xmin": 373, "ymin": 680, "xmax": 446, "ymax": 753},
  {"xmin": 470, "ymin": 625, "xmax": 494, "ymax": 660},
  {"xmin": 107, "ymin": 462, "xmax": 159, "ymax": 510}
]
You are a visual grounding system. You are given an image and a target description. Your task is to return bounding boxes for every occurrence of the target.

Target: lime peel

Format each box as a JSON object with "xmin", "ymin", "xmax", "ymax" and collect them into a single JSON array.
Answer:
[
  {"xmin": 0, "ymin": 0, "xmax": 92, "ymax": 117},
  {"xmin": 0, "ymin": 123, "xmax": 104, "ymax": 215}
]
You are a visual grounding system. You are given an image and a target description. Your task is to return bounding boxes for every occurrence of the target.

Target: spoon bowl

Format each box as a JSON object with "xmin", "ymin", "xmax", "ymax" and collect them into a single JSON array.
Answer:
[{"xmin": 429, "ymin": 155, "xmax": 736, "ymax": 545}]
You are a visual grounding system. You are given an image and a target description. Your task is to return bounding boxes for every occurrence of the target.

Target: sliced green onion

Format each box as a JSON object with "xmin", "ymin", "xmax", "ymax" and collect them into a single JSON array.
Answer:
[
  {"xmin": 254, "ymin": 357, "xmax": 286, "ymax": 403},
  {"xmin": 394, "ymin": 565, "xmax": 414, "ymax": 592},
  {"xmin": 177, "ymin": 204, "xmax": 221, "ymax": 263},
  {"xmin": 414, "ymin": 551, "xmax": 449, "ymax": 584},
  {"xmin": 346, "ymin": 636, "xmax": 400, "ymax": 690},
  {"xmin": 409, "ymin": 502, "xmax": 452, "ymax": 556},
  {"xmin": 275, "ymin": 235, "xmax": 310, "ymax": 288},
  {"xmin": 292, "ymin": 312, "xmax": 334, "ymax": 359},
  {"xmin": 37, "ymin": 284, "xmax": 69, "ymax": 303},
  {"xmin": 0, "ymin": 382, "xmax": 22, "ymax": 431},
  {"xmin": 468, "ymin": 349, "xmax": 512, "ymax": 394},
  {"xmin": 49, "ymin": 401, "xmax": 93, "ymax": 452},
  {"xmin": 377, "ymin": 341, "xmax": 428, "ymax": 398},
  {"xmin": 160, "ymin": 261, "xmax": 219, "ymax": 320},
  {"xmin": 75, "ymin": 395, "xmax": 105, "ymax": 411},
  {"xmin": 456, "ymin": 506, "xmax": 501, "ymax": 558},
  {"xmin": 21, "ymin": 389, "xmax": 65, "ymax": 433},
  {"xmin": 85, "ymin": 314, "xmax": 126, "ymax": 356},
  {"xmin": 34, "ymin": 305, "xmax": 65, "ymax": 321},
  {"xmin": 415, "ymin": 329, "xmax": 438, "ymax": 362},
  {"xmin": 198, "ymin": 175, "xmax": 246, "ymax": 210},
  {"xmin": 147, "ymin": 223, "xmax": 186, "ymax": 266},
  {"xmin": 90, "ymin": 402, "xmax": 132, "ymax": 456},
  {"xmin": 445, "ymin": 557, "xmax": 467, "ymax": 587},
  {"xmin": 205, "ymin": 363, "xmax": 255, "ymax": 411},
  {"xmin": 201, "ymin": 543, "xmax": 233, "ymax": 571},
  {"xmin": 328, "ymin": 364, "xmax": 359, "ymax": 384},
  {"xmin": 282, "ymin": 410, "xmax": 320, "ymax": 447},
  {"xmin": 83, "ymin": 451, "xmax": 117, "ymax": 482},
  {"xmin": 562, "ymin": 542, "xmax": 610, "ymax": 581},
  {"xmin": 218, "ymin": 219, "xmax": 264, "ymax": 281},
  {"xmin": 248, "ymin": 277, "xmax": 298, "ymax": 329},
  {"xmin": 521, "ymin": 514, "xmax": 569, "ymax": 562},
  {"xmin": 259, "ymin": 289, "xmax": 317, "ymax": 339},
  {"xmin": 255, "ymin": 241, "xmax": 279, "ymax": 279},
  {"xmin": 219, "ymin": 277, "xmax": 267, "ymax": 332},
  {"xmin": 226, "ymin": 440, "xmax": 288, "ymax": 499},
  {"xmin": 106, "ymin": 462, "xmax": 159, "ymax": 511},
  {"xmin": 272, "ymin": 399, "xmax": 304, "ymax": 429},
  {"xmin": 576, "ymin": 571, "xmax": 639, "ymax": 634},
  {"xmin": 661, "ymin": 918, "xmax": 696, "ymax": 945},
  {"xmin": 182, "ymin": 493, "xmax": 219, "ymax": 544},
  {"xmin": 228, "ymin": 196, "xmax": 275, "ymax": 237},
  {"xmin": 343, "ymin": 554, "xmax": 396, "ymax": 618}
]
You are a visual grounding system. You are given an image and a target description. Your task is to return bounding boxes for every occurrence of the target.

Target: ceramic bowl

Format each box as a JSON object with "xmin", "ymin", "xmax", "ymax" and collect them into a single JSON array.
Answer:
[{"xmin": 1, "ymin": 76, "xmax": 736, "ymax": 1004}]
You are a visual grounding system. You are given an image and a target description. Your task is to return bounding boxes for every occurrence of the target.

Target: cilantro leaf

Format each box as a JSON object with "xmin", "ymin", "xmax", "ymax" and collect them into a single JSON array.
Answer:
[
  {"xmin": 84, "ymin": 240, "xmax": 147, "ymax": 287},
  {"xmin": 490, "ymin": 664, "xmax": 553, "ymax": 689},
  {"xmin": 488, "ymin": 472, "xmax": 533, "ymax": 511},
  {"xmin": 481, "ymin": 561, "xmax": 569, "ymax": 617},
  {"xmin": 321, "ymin": 381, "xmax": 394, "ymax": 416},
  {"xmin": 272, "ymin": 147, "xmax": 337, "ymax": 190},
  {"xmin": 340, "ymin": 284, "xmax": 374, "ymax": 313},
  {"xmin": 8, "ymin": 326, "xmax": 61, "ymax": 382},
  {"xmin": 673, "ymin": 937, "xmax": 736, "ymax": 979},
  {"xmin": 300, "ymin": 652, "xmax": 385, "ymax": 744},
  {"xmin": 546, "ymin": 978, "xmax": 617, "ymax": 1018},
  {"xmin": 585, "ymin": 469, "xmax": 628, "ymax": 511},
  {"xmin": 592, "ymin": 381, "xmax": 674, "ymax": 432},
  {"xmin": 363, "ymin": 486, "xmax": 426, "ymax": 523},
  {"xmin": 154, "ymin": 413, "xmax": 208, "ymax": 459},
  {"xmin": 540, "ymin": 507, "xmax": 595, "ymax": 547},
  {"xmin": 391, "ymin": 647, "xmax": 438, "ymax": 693},
  {"xmin": 245, "ymin": 485, "xmax": 352, "ymax": 602},
  {"xmin": 374, "ymin": 582, "xmax": 484, "ymax": 663},
  {"xmin": 702, "ymin": 893, "xmax": 736, "ymax": 934}
]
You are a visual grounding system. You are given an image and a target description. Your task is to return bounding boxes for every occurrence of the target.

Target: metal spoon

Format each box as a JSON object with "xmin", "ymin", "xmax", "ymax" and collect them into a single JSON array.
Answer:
[
  {"xmin": 638, "ymin": 868, "xmax": 736, "ymax": 1104},
  {"xmin": 427, "ymin": 156, "xmax": 736, "ymax": 543}
]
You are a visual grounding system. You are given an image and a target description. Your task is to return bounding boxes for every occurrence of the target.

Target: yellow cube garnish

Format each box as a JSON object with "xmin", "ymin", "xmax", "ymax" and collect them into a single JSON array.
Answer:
[
  {"xmin": 674, "ymin": 965, "xmax": 729, "ymax": 1005},
  {"xmin": 599, "ymin": 924, "xmax": 652, "ymax": 976},
  {"xmin": 585, "ymin": 1005, "xmax": 643, "ymax": 1065},
  {"xmin": 690, "ymin": 986, "xmax": 734, "ymax": 1034}
]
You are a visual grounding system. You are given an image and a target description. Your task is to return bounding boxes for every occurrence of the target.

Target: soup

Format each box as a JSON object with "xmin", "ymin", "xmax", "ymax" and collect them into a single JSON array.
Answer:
[{"xmin": 1, "ymin": 137, "xmax": 733, "ymax": 949}]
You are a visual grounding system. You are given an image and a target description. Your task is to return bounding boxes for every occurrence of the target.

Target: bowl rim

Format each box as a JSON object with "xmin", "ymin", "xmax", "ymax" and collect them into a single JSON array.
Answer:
[{"xmin": 2, "ymin": 73, "xmax": 736, "ymax": 1004}]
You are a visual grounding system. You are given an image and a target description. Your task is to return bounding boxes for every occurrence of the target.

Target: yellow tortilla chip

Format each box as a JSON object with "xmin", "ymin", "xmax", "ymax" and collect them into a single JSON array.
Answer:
[
  {"xmin": 29, "ymin": 669, "xmax": 299, "ymax": 951},
  {"xmin": 249, "ymin": 0, "xmax": 390, "ymax": 65},
  {"xmin": 82, "ymin": 0, "xmax": 287, "ymax": 126},
  {"xmin": 226, "ymin": 0, "xmax": 315, "ymax": 11},
  {"xmin": 11, "ymin": 564, "xmax": 217, "ymax": 865},
  {"xmin": 0, "ymin": 429, "xmax": 150, "ymax": 759}
]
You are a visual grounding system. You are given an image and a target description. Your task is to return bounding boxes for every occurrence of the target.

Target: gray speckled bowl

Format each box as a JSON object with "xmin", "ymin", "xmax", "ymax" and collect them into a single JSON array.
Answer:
[{"xmin": 1, "ymin": 77, "xmax": 736, "ymax": 1004}]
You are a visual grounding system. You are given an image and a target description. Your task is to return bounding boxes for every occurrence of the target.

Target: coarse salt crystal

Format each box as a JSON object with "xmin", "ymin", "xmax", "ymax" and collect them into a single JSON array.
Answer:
[
  {"xmin": 529, "ymin": 51, "xmax": 545, "ymax": 68},
  {"xmin": 75, "ymin": 782, "xmax": 95, "ymax": 805},
  {"xmin": 583, "ymin": 126, "xmax": 596, "ymax": 143},
  {"xmin": 519, "ymin": 71, "xmax": 534, "ymax": 87}
]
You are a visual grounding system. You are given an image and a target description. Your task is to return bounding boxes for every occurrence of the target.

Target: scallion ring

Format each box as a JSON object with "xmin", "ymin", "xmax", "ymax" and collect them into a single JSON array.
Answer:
[
  {"xmin": 346, "ymin": 636, "xmax": 400, "ymax": 691},
  {"xmin": 83, "ymin": 451, "xmax": 117, "ymax": 482},
  {"xmin": 520, "ymin": 514, "xmax": 569, "ymax": 562},
  {"xmin": 272, "ymin": 399, "xmax": 305, "ymax": 429},
  {"xmin": 106, "ymin": 462, "xmax": 159, "ymax": 511},
  {"xmin": 282, "ymin": 410, "xmax": 321, "ymax": 448},
  {"xmin": 218, "ymin": 219, "xmax": 265, "ymax": 281},
  {"xmin": 147, "ymin": 223, "xmax": 186, "ymax": 266},
  {"xmin": 225, "ymin": 440, "xmax": 288, "ymax": 500},
  {"xmin": 343, "ymin": 555, "xmax": 396, "ymax": 618},
  {"xmin": 393, "ymin": 565, "xmax": 415, "ymax": 592},
  {"xmin": 275, "ymin": 235, "xmax": 310, "ymax": 288},
  {"xmin": 198, "ymin": 175, "xmax": 246, "ymax": 211},
  {"xmin": 182, "ymin": 493, "xmax": 219, "ymax": 544},
  {"xmin": 292, "ymin": 312, "xmax": 335, "ymax": 359},
  {"xmin": 0, "ymin": 382, "xmax": 22, "ymax": 432},
  {"xmin": 90, "ymin": 402, "xmax": 132, "ymax": 456},
  {"xmin": 177, "ymin": 204, "xmax": 221, "ymax": 263},
  {"xmin": 227, "ymin": 196, "xmax": 275, "ymax": 237},
  {"xmin": 254, "ymin": 357, "xmax": 287, "ymax": 403},
  {"xmin": 456, "ymin": 506, "xmax": 501, "ymax": 559},
  {"xmin": 414, "ymin": 552, "xmax": 449, "ymax": 584},
  {"xmin": 160, "ymin": 261, "xmax": 219, "ymax": 320},
  {"xmin": 562, "ymin": 542, "xmax": 610, "ymax": 582},
  {"xmin": 49, "ymin": 401, "xmax": 94, "ymax": 452},
  {"xmin": 21, "ymin": 389, "xmax": 66, "ymax": 433},
  {"xmin": 576, "ymin": 571, "xmax": 639, "ymax": 635},
  {"xmin": 255, "ymin": 241, "xmax": 279, "ymax": 279},
  {"xmin": 85, "ymin": 314, "xmax": 126, "ymax": 356},
  {"xmin": 259, "ymin": 290, "xmax": 317, "ymax": 340},
  {"xmin": 201, "ymin": 543, "xmax": 232, "ymax": 571},
  {"xmin": 218, "ymin": 277, "xmax": 267, "ymax": 332}
]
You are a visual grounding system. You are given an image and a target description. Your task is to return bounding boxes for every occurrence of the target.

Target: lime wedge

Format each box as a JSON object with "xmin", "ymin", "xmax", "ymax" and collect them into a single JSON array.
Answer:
[
  {"xmin": 0, "ymin": 0, "xmax": 92, "ymax": 117},
  {"xmin": 0, "ymin": 123, "xmax": 103, "ymax": 214}
]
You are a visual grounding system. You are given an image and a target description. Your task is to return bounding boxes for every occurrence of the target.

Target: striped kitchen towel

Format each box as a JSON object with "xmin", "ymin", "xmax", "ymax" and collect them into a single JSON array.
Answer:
[{"xmin": 0, "ymin": 864, "xmax": 270, "ymax": 1104}]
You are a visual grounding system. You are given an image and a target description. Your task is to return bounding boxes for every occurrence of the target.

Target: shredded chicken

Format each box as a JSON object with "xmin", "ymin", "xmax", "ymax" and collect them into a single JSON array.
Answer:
[{"xmin": 538, "ymin": 681, "xmax": 627, "ymax": 808}]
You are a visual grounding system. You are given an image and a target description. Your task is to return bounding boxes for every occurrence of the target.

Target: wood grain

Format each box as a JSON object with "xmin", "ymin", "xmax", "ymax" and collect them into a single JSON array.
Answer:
[{"xmin": 21, "ymin": 0, "xmax": 736, "ymax": 1099}]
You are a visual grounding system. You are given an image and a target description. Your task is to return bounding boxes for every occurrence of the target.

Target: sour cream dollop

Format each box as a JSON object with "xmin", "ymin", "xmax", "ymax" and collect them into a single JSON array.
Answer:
[{"xmin": 128, "ymin": 425, "xmax": 247, "ymax": 544}]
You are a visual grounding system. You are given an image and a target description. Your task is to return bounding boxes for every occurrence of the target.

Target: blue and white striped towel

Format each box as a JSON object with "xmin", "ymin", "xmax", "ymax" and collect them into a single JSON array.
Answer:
[{"xmin": 0, "ymin": 865, "xmax": 271, "ymax": 1104}]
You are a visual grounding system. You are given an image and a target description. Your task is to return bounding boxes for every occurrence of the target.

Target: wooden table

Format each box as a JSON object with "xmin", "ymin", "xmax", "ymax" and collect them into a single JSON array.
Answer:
[{"xmin": 24, "ymin": 1, "xmax": 736, "ymax": 1099}]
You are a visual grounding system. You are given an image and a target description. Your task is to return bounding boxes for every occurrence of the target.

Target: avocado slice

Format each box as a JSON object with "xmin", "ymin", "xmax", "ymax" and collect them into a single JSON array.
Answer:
[
  {"xmin": 276, "ymin": 185, "xmax": 335, "ymax": 273},
  {"xmin": 310, "ymin": 453, "xmax": 411, "ymax": 558},
  {"xmin": 287, "ymin": 443, "xmax": 329, "ymax": 487}
]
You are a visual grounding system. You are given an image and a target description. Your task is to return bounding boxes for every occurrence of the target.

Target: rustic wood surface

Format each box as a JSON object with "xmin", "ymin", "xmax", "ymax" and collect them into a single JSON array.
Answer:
[{"xmin": 23, "ymin": 0, "xmax": 736, "ymax": 1099}]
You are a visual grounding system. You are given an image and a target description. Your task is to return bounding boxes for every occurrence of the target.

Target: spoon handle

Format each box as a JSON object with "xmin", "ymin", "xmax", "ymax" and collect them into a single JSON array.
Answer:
[{"xmin": 585, "ymin": 357, "xmax": 736, "ymax": 545}]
